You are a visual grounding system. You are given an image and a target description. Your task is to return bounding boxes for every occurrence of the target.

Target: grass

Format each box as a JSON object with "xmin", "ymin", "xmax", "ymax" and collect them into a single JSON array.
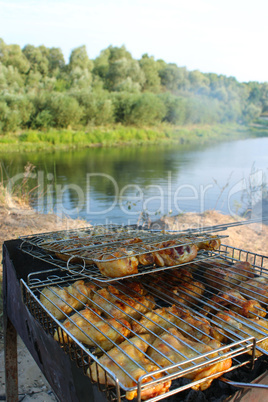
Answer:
[
  {"xmin": 0, "ymin": 123, "xmax": 260, "ymax": 153},
  {"xmin": 0, "ymin": 161, "xmax": 38, "ymax": 206}
]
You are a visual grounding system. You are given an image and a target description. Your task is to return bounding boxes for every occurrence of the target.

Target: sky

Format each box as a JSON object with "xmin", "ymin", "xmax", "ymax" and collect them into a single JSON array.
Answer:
[{"xmin": 1, "ymin": 0, "xmax": 267, "ymax": 83}]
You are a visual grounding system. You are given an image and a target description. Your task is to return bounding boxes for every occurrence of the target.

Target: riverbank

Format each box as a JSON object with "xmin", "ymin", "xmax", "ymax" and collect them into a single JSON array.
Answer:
[{"xmin": 0, "ymin": 123, "xmax": 263, "ymax": 153}]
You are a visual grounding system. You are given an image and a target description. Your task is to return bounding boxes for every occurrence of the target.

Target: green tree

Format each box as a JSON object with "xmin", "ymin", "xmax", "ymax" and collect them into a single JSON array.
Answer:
[
  {"xmin": 259, "ymin": 83, "xmax": 268, "ymax": 114},
  {"xmin": 1, "ymin": 94, "xmax": 34, "ymax": 128},
  {"xmin": 72, "ymin": 89, "xmax": 114, "ymax": 125},
  {"xmin": 0, "ymin": 39, "xmax": 30, "ymax": 74},
  {"xmin": 95, "ymin": 45, "xmax": 145, "ymax": 91},
  {"xmin": 68, "ymin": 45, "xmax": 93, "ymax": 88},
  {"xmin": 188, "ymin": 70, "xmax": 210, "ymax": 92},
  {"xmin": 159, "ymin": 63, "xmax": 188, "ymax": 92},
  {"xmin": 0, "ymin": 98, "xmax": 21, "ymax": 132},
  {"xmin": 0, "ymin": 100, "xmax": 9, "ymax": 131},
  {"xmin": 185, "ymin": 96, "xmax": 222, "ymax": 124},
  {"xmin": 139, "ymin": 54, "xmax": 161, "ymax": 93},
  {"xmin": 159, "ymin": 92, "xmax": 186, "ymax": 124},
  {"xmin": 34, "ymin": 110, "xmax": 53, "ymax": 129},
  {"xmin": 128, "ymin": 93, "xmax": 166, "ymax": 125},
  {"xmin": 4, "ymin": 65, "xmax": 25, "ymax": 90},
  {"xmin": 47, "ymin": 94, "xmax": 83, "ymax": 128},
  {"xmin": 47, "ymin": 47, "xmax": 65, "ymax": 76},
  {"xmin": 23, "ymin": 44, "xmax": 49, "ymax": 76},
  {"xmin": 112, "ymin": 92, "xmax": 139, "ymax": 124},
  {"xmin": 69, "ymin": 45, "xmax": 93, "ymax": 71},
  {"xmin": 92, "ymin": 48, "xmax": 110, "ymax": 79},
  {"xmin": 25, "ymin": 70, "xmax": 43, "ymax": 91},
  {"xmin": 242, "ymin": 103, "xmax": 262, "ymax": 123}
]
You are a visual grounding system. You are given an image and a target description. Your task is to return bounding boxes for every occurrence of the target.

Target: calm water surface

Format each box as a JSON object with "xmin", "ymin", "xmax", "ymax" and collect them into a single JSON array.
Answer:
[{"xmin": 2, "ymin": 137, "xmax": 268, "ymax": 226}]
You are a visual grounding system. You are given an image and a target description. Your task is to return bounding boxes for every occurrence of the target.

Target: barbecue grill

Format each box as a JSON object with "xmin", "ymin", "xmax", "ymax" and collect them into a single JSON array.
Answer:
[{"xmin": 3, "ymin": 223, "xmax": 268, "ymax": 401}]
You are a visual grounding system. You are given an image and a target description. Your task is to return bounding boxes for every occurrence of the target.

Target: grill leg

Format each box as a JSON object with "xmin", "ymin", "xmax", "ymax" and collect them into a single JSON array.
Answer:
[{"xmin": 4, "ymin": 315, "xmax": 18, "ymax": 401}]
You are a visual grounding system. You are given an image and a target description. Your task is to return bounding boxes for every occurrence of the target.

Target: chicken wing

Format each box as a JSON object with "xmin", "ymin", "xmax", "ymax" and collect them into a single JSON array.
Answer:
[
  {"xmin": 40, "ymin": 280, "xmax": 97, "ymax": 320},
  {"xmin": 147, "ymin": 327, "xmax": 232, "ymax": 391},
  {"xmin": 234, "ymin": 276, "xmax": 268, "ymax": 305},
  {"xmin": 94, "ymin": 236, "xmax": 200, "ymax": 278},
  {"xmin": 95, "ymin": 247, "xmax": 139, "ymax": 278},
  {"xmin": 54, "ymin": 307, "xmax": 131, "ymax": 350},
  {"xmin": 203, "ymin": 289, "xmax": 266, "ymax": 318},
  {"xmin": 170, "ymin": 267, "xmax": 194, "ymax": 282},
  {"xmin": 151, "ymin": 240, "xmax": 198, "ymax": 267},
  {"xmin": 92, "ymin": 282, "xmax": 155, "ymax": 322},
  {"xmin": 197, "ymin": 235, "xmax": 221, "ymax": 251},
  {"xmin": 204, "ymin": 261, "xmax": 255, "ymax": 292},
  {"xmin": 172, "ymin": 280, "xmax": 206, "ymax": 306},
  {"xmin": 89, "ymin": 334, "xmax": 172, "ymax": 400},
  {"xmin": 132, "ymin": 305, "xmax": 212, "ymax": 342},
  {"xmin": 212, "ymin": 311, "xmax": 268, "ymax": 357},
  {"xmin": 150, "ymin": 274, "xmax": 205, "ymax": 308}
]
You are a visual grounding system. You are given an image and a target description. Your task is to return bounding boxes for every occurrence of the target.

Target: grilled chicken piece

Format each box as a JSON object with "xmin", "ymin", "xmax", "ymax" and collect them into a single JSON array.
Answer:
[
  {"xmin": 172, "ymin": 280, "xmax": 206, "ymax": 306},
  {"xmin": 151, "ymin": 267, "xmax": 195, "ymax": 286},
  {"xmin": 150, "ymin": 273, "xmax": 205, "ymax": 308},
  {"xmin": 197, "ymin": 235, "xmax": 221, "ymax": 251},
  {"xmin": 234, "ymin": 276, "xmax": 268, "ymax": 305},
  {"xmin": 132, "ymin": 305, "xmax": 212, "ymax": 342},
  {"xmin": 40, "ymin": 280, "xmax": 97, "ymax": 320},
  {"xmin": 89, "ymin": 334, "xmax": 172, "ymax": 400},
  {"xmin": 151, "ymin": 240, "xmax": 198, "ymax": 267},
  {"xmin": 54, "ymin": 307, "xmax": 131, "ymax": 350},
  {"xmin": 95, "ymin": 247, "xmax": 139, "ymax": 278},
  {"xmin": 92, "ymin": 282, "xmax": 155, "ymax": 322},
  {"xmin": 121, "ymin": 238, "xmax": 156, "ymax": 266},
  {"xmin": 204, "ymin": 261, "xmax": 255, "ymax": 292},
  {"xmin": 203, "ymin": 289, "xmax": 267, "ymax": 318},
  {"xmin": 147, "ymin": 327, "xmax": 232, "ymax": 391},
  {"xmin": 212, "ymin": 311, "xmax": 268, "ymax": 356},
  {"xmin": 170, "ymin": 267, "xmax": 194, "ymax": 282},
  {"xmin": 95, "ymin": 238, "xmax": 199, "ymax": 278},
  {"xmin": 137, "ymin": 249, "xmax": 155, "ymax": 266}
]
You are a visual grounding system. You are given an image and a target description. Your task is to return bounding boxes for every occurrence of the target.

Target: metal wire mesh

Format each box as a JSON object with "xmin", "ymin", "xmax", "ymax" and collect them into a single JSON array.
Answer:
[
  {"xmin": 20, "ymin": 243, "xmax": 268, "ymax": 402},
  {"xmin": 19, "ymin": 224, "xmax": 226, "ymax": 281}
]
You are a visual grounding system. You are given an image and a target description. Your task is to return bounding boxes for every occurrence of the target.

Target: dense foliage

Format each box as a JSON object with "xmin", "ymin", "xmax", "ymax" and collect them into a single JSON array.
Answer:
[{"xmin": 0, "ymin": 38, "xmax": 267, "ymax": 133}]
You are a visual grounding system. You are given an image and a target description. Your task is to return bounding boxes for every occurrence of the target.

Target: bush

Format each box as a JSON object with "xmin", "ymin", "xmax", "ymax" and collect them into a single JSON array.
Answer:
[
  {"xmin": 160, "ymin": 93, "xmax": 186, "ymax": 124},
  {"xmin": 48, "ymin": 94, "xmax": 83, "ymax": 128},
  {"xmin": 128, "ymin": 93, "xmax": 166, "ymax": 126}
]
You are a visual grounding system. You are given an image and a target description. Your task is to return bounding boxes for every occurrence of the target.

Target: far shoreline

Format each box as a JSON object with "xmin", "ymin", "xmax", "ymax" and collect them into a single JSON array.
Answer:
[{"xmin": 1, "ymin": 123, "xmax": 267, "ymax": 154}]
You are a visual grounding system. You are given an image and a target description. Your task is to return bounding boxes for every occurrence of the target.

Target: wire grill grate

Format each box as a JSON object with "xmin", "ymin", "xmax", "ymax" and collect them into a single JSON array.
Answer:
[{"xmin": 20, "ymin": 243, "xmax": 268, "ymax": 401}]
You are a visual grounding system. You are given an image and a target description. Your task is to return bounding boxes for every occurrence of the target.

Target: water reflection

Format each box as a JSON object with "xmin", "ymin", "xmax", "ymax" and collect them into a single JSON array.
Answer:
[{"xmin": 2, "ymin": 137, "xmax": 268, "ymax": 225}]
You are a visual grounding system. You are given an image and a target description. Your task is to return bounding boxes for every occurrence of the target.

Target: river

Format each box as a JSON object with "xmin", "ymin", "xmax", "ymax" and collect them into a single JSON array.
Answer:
[{"xmin": 2, "ymin": 136, "xmax": 268, "ymax": 226}]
